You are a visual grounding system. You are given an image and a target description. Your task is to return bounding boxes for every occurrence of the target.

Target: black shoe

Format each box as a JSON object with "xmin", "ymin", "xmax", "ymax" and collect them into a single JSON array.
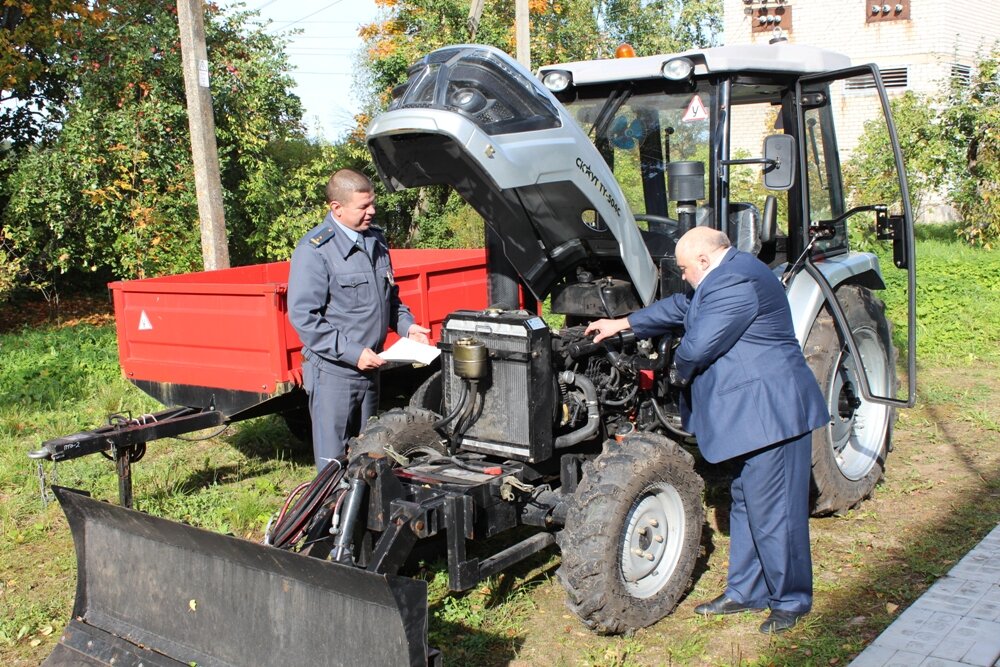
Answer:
[
  {"xmin": 759, "ymin": 609, "xmax": 806, "ymax": 634},
  {"xmin": 694, "ymin": 594, "xmax": 766, "ymax": 616}
]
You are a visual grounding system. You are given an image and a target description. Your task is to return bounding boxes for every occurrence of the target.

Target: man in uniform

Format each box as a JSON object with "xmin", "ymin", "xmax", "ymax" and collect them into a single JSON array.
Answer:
[{"xmin": 288, "ymin": 169, "xmax": 430, "ymax": 470}]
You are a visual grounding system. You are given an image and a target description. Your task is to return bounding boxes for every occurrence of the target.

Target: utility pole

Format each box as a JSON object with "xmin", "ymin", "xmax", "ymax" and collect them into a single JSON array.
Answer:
[
  {"xmin": 177, "ymin": 0, "xmax": 230, "ymax": 270},
  {"xmin": 467, "ymin": 0, "xmax": 485, "ymax": 40},
  {"xmin": 515, "ymin": 0, "xmax": 530, "ymax": 69}
]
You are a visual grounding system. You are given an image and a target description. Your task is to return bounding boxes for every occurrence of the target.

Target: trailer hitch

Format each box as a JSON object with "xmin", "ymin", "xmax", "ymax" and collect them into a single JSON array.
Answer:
[{"xmin": 28, "ymin": 406, "xmax": 226, "ymax": 507}]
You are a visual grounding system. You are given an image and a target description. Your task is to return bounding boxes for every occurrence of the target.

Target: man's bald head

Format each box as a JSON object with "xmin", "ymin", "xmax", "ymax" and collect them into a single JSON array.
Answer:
[
  {"xmin": 675, "ymin": 226, "xmax": 731, "ymax": 289},
  {"xmin": 676, "ymin": 226, "xmax": 731, "ymax": 258}
]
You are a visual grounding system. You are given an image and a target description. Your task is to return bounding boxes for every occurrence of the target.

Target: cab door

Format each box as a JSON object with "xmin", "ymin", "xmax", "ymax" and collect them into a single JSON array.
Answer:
[{"xmin": 794, "ymin": 64, "xmax": 916, "ymax": 409}]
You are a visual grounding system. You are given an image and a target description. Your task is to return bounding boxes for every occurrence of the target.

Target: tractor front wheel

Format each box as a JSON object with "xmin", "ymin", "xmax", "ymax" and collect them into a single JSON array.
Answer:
[{"xmin": 557, "ymin": 433, "xmax": 704, "ymax": 634}]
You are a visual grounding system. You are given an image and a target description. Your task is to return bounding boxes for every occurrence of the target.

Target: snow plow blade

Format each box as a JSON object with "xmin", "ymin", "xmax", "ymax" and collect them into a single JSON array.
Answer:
[{"xmin": 45, "ymin": 486, "xmax": 438, "ymax": 667}]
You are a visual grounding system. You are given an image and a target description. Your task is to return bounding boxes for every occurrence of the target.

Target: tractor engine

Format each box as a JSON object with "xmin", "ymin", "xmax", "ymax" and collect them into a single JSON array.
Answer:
[{"xmin": 439, "ymin": 308, "xmax": 685, "ymax": 461}]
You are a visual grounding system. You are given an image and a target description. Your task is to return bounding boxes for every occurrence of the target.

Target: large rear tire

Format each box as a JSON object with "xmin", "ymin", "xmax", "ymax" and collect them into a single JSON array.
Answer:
[
  {"xmin": 805, "ymin": 285, "xmax": 897, "ymax": 516},
  {"xmin": 557, "ymin": 433, "xmax": 704, "ymax": 634}
]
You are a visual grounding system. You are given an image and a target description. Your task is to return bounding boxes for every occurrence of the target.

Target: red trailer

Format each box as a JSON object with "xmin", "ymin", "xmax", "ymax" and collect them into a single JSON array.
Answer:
[
  {"xmin": 110, "ymin": 248, "xmax": 488, "ymax": 418},
  {"xmin": 31, "ymin": 248, "xmax": 490, "ymax": 500}
]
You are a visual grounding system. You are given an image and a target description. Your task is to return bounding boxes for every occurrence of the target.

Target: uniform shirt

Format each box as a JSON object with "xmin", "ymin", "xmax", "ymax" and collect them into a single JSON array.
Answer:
[{"xmin": 287, "ymin": 211, "xmax": 415, "ymax": 374}]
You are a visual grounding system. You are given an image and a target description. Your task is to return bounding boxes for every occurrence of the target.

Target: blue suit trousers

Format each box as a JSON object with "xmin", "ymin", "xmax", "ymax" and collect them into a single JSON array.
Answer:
[{"xmin": 725, "ymin": 431, "xmax": 813, "ymax": 613}]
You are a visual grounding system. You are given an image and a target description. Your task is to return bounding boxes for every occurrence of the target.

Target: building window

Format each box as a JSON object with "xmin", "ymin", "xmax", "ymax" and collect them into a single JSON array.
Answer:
[
  {"xmin": 950, "ymin": 63, "xmax": 972, "ymax": 86},
  {"xmin": 844, "ymin": 67, "xmax": 909, "ymax": 92}
]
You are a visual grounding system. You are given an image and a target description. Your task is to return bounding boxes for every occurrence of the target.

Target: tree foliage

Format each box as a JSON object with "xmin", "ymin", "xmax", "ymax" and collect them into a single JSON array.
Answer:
[
  {"xmin": 844, "ymin": 91, "xmax": 948, "ymax": 222},
  {"xmin": 939, "ymin": 47, "xmax": 1000, "ymax": 248},
  {"xmin": 600, "ymin": 0, "xmax": 721, "ymax": 57},
  {"xmin": 0, "ymin": 1, "xmax": 106, "ymax": 151},
  {"xmin": 1, "ymin": 1, "xmax": 333, "ymax": 297}
]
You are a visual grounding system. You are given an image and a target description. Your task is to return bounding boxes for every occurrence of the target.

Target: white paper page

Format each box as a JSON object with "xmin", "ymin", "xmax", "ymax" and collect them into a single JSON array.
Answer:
[{"xmin": 378, "ymin": 336, "xmax": 441, "ymax": 365}]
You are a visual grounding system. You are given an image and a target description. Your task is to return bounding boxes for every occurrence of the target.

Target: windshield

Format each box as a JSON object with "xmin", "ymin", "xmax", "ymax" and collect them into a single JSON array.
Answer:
[{"xmin": 558, "ymin": 82, "xmax": 715, "ymax": 224}]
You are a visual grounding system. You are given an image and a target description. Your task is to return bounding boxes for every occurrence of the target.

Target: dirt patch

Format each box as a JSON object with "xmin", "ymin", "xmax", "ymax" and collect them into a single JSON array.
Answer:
[{"xmin": 0, "ymin": 294, "xmax": 114, "ymax": 334}]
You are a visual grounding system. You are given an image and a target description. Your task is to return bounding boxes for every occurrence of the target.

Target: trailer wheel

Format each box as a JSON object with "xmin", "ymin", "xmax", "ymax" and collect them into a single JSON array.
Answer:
[
  {"xmin": 279, "ymin": 406, "xmax": 313, "ymax": 453},
  {"xmin": 349, "ymin": 407, "xmax": 447, "ymax": 462},
  {"xmin": 805, "ymin": 285, "xmax": 897, "ymax": 516},
  {"xmin": 557, "ymin": 433, "xmax": 704, "ymax": 634}
]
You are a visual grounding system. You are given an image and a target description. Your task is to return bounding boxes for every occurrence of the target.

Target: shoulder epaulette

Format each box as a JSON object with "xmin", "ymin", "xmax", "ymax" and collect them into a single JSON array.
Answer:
[{"xmin": 308, "ymin": 223, "xmax": 337, "ymax": 247}]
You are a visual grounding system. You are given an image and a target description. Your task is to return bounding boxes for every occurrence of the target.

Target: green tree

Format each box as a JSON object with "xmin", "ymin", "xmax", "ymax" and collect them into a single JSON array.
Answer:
[
  {"xmin": 2, "ymin": 1, "xmax": 322, "ymax": 296},
  {"xmin": 844, "ymin": 91, "xmax": 948, "ymax": 231},
  {"xmin": 0, "ymin": 1, "xmax": 106, "ymax": 151},
  {"xmin": 938, "ymin": 47, "xmax": 1000, "ymax": 248},
  {"xmin": 600, "ymin": 0, "xmax": 721, "ymax": 57}
]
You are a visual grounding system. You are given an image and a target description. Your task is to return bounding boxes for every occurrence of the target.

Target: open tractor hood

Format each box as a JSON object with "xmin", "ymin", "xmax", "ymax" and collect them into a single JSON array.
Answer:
[{"xmin": 367, "ymin": 45, "xmax": 658, "ymax": 307}]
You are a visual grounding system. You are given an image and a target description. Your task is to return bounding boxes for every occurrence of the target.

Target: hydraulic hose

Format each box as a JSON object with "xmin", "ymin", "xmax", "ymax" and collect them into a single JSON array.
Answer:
[
  {"xmin": 650, "ymin": 396, "xmax": 693, "ymax": 440},
  {"xmin": 433, "ymin": 380, "xmax": 468, "ymax": 430},
  {"xmin": 450, "ymin": 379, "xmax": 480, "ymax": 453},
  {"xmin": 555, "ymin": 371, "xmax": 601, "ymax": 449},
  {"xmin": 269, "ymin": 458, "xmax": 345, "ymax": 549}
]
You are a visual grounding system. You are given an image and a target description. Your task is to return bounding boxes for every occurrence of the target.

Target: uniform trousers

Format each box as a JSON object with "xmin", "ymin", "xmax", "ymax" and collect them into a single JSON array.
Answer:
[
  {"xmin": 302, "ymin": 355, "xmax": 379, "ymax": 470},
  {"xmin": 723, "ymin": 430, "xmax": 813, "ymax": 613}
]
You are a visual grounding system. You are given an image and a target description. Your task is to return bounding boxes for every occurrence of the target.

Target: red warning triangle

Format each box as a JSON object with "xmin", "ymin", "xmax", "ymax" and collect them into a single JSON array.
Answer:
[{"xmin": 682, "ymin": 94, "xmax": 709, "ymax": 122}]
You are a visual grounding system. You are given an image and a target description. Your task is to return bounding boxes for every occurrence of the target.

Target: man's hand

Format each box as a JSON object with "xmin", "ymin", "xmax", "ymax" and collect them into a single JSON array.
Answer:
[
  {"xmin": 585, "ymin": 317, "xmax": 632, "ymax": 344},
  {"xmin": 406, "ymin": 324, "xmax": 431, "ymax": 345},
  {"xmin": 357, "ymin": 348, "xmax": 385, "ymax": 371}
]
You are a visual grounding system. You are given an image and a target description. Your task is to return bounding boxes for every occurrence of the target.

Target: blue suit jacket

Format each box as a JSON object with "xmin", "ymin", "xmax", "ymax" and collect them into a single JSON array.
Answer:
[{"xmin": 629, "ymin": 248, "xmax": 829, "ymax": 463}]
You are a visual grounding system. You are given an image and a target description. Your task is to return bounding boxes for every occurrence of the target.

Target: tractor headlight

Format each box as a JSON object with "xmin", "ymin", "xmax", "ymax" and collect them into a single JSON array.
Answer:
[
  {"xmin": 661, "ymin": 57, "xmax": 694, "ymax": 81},
  {"xmin": 541, "ymin": 70, "xmax": 572, "ymax": 93}
]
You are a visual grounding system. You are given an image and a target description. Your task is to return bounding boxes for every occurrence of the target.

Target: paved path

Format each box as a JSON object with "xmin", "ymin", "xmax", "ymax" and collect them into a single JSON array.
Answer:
[{"xmin": 850, "ymin": 524, "xmax": 1000, "ymax": 667}]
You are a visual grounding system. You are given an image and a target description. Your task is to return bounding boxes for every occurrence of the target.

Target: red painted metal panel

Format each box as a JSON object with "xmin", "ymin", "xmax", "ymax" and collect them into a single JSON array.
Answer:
[{"xmin": 110, "ymin": 249, "xmax": 488, "ymax": 394}]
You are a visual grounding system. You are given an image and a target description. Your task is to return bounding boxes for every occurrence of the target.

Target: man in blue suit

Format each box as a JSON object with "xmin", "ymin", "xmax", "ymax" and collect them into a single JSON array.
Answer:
[{"xmin": 586, "ymin": 226, "xmax": 829, "ymax": 633}]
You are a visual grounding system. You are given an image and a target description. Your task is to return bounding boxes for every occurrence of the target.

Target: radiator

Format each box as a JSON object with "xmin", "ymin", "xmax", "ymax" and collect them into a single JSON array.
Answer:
[{"xmin": 440, "ymin": 309, "xmax": 554, "ymax": 463}]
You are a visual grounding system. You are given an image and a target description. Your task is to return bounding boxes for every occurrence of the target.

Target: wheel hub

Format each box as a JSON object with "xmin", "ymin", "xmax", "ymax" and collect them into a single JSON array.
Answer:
[
  {"xmin": 827, "ymin": 328, "xmax": 891, "ymax": 481},
  {"xmin": 620, "ymin": 484, "xmax": 685, "ymax": 598}
]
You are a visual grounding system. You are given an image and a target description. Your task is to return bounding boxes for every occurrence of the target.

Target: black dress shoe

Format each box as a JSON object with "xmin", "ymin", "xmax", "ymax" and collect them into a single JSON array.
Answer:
[
  {"xmin": 759, "ymin": 609, "xmax": 806, "ymax": 634},
  {"xmin": 694, "ymin": 594, "xmax": 766, "ymax": 616}
]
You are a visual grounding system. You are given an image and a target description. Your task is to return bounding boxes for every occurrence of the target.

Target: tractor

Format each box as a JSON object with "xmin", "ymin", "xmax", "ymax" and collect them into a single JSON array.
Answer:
[{"xmin": 41, "ymin": 41, "xmax": 915, "ymax": 666}]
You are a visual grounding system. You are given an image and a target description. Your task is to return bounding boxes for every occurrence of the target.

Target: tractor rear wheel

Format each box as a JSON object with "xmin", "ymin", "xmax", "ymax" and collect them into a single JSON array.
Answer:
[
  {"xmin": 348, "ymin": 406, "xmax": 447, "ymax": 463},
  {"xmin": 557, "ymin": 433, "xmax": 704, "ymax": 634},
  {"xmin": 805, "ymin": 285, "xmax": 897, "ymax": 516}
]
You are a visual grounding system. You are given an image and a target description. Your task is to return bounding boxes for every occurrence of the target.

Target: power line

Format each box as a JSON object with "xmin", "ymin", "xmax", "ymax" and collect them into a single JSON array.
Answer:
[
  {"xmin": 267, "ymin": 0, "xmax": 348, "ymax": 32},
  {"xmin": 251, "ymin": 0, "xmax": 281, "ymax": 11}
]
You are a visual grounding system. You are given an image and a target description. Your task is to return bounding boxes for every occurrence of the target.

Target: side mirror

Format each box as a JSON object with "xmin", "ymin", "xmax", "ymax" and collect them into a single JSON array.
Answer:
[{"xmin": 763, "ymin": 134, "xmax": 796, "ymax": 191}]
